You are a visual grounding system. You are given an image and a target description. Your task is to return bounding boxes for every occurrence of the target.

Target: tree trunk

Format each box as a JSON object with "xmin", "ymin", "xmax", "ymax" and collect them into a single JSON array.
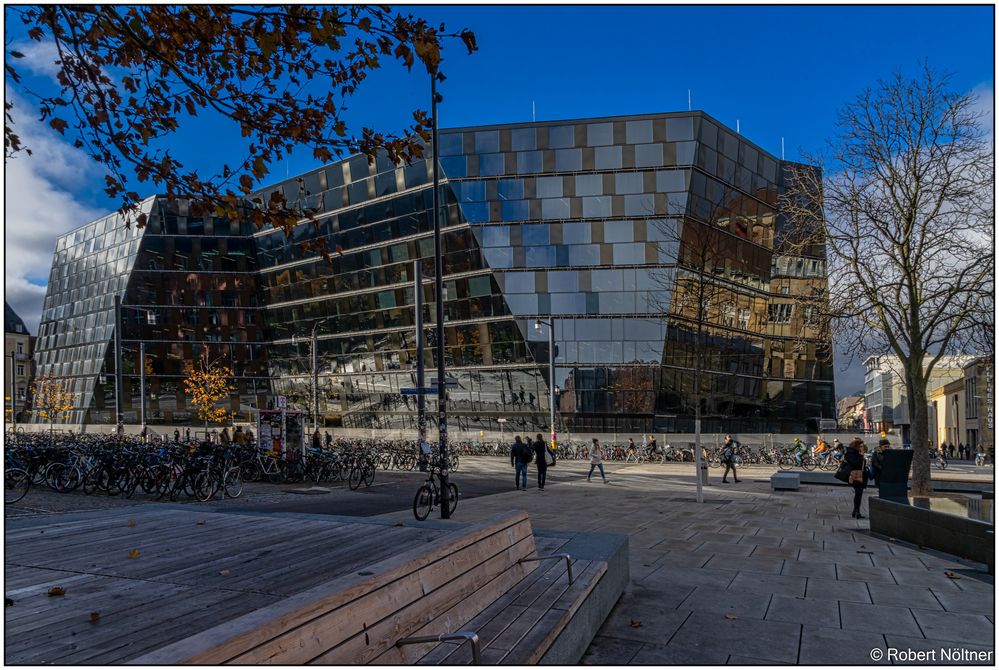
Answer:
[{"xmin": 908, "ymin": 380, "xmax": 932, "ymax": 496}]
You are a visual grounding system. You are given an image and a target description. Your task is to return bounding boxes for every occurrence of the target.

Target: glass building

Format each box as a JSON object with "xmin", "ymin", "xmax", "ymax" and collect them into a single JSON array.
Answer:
[{"xmin": 31, "ymin": 111, "xmax": 835, "ymax": 434}]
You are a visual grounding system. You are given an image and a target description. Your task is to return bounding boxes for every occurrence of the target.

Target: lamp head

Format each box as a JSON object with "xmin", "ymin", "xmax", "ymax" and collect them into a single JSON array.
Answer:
[{"xmin": 534, "ymin": 319, "xmax": 542, "ymax": 332}]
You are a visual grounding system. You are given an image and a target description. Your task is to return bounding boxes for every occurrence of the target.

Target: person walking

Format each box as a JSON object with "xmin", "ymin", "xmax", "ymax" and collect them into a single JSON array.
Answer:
[
  {"xmin": 845, "ymin": 438, "xmax": 868, "ymax": 518},
  {"xmin": 871, "ymin": 438, "xmax": 890, "ymax": 485},
  {"xmin": 587, "ymin": 438, "xmax": 607, "ymax": 483},
  {"xmin": 511, "ymin": 435, "xmax": 532, "ymax": 490},
  {"xmin": 721, "ymin": 434, "xmax": 740, "ymax": 483},
  {"xmin": 219, "ymin": 427, "xmax": 231, "ymax": 447},
  {"xmin": 311, "ymin": 428, "xmax": 321, "ymax": 451},
  {"xmin": 234, "ymin": 425, "xmax": 246, "ymax": 447},
  {"xmin": 533, "ymin": 433, "xmax": 552, "ymax": 491},
  {"xmin": 173, "ymin": 428, "xmax": 180, "ymax": 443}
]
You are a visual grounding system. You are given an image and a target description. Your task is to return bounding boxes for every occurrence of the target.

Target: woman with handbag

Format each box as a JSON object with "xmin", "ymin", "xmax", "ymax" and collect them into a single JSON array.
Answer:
[{"xmin": 844, "ymin": 438, "xmax": 868, "ymax": 518}]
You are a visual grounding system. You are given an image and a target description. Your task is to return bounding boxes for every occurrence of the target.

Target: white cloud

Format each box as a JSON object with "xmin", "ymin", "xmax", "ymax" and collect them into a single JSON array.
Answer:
[
  {"xmin": 9, "ymin": 39, "xmax": 63, "ymax": 81},
  {"xmin": 3, "ymin": 89, "xmax": 104, "ymax": 333}
]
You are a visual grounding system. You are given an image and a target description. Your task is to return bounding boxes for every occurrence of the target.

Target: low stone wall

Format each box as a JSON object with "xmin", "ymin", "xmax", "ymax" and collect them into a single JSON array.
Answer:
[{"xmin": 869, "ymin": 497, "xmax": 994, "ymax": 574}]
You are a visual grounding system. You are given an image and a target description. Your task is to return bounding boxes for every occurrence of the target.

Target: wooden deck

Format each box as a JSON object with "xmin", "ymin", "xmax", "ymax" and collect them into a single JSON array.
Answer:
[{"xmin": 4, "ymin": 507, "xmax": 573, "ymax": 665}]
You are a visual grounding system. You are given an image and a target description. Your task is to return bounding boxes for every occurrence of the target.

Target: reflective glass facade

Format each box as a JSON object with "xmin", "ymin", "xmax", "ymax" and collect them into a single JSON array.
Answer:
[{"xmin": 32, "ymin": 112, "xmax": 835, "ymax": 433}]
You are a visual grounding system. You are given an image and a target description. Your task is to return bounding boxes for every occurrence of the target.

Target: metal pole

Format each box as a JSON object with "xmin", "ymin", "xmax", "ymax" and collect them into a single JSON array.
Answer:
[
  {"xmin": 431, "ymin": 71, "xmax": 450, "ymax": 519},
  {"xmin": 10, "ymin": 351, "xmax": 17, "ymax": 435},
  {"xmin": 114, "ymin": 294, "xmax": 123, "ymax": 427},
  {"xmin": 415, "ymin": 260, "xmax": 426, "ymax": 437},
  {"xmin": 139, "ymin": 341, "xmax": 146, "ymax": 430},
  {"xmin": 312, "ymin": 327, "xmax": 319, "ymax": 434},
  {"xmin": 548, "ymin": 320, "xmax": 556, "ymax": 451}
]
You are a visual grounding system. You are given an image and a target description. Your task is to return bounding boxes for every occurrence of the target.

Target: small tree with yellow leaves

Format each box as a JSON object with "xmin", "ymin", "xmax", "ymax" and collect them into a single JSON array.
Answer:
[
  {"xmin": 34, "ymin": 374, "xmax": 76, "ymax": 440},
  {"xmin": 183, "ymin": 355, "xmax": 236, "ymax": 436}
]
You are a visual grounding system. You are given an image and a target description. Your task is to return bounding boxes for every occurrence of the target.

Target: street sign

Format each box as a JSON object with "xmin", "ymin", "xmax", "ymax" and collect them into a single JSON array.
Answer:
[
  {"xmin": 276, "ymin": 395, "xmax": 287, "ymax": 409},
  {"xmin": 401, "ymin": 387, "xmax": 439, "ymax": 395}
]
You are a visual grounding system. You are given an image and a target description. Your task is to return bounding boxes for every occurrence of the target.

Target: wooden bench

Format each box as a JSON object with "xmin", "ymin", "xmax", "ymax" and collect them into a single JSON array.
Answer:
[{"xmin": 130, "ymin": 511, "xmax": 604, "ymax": 665}]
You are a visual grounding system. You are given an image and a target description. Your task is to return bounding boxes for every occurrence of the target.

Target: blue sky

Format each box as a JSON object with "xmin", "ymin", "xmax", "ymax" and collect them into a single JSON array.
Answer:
[{"xmin": 4, "ymin": 4, "xmax": 994, "ymax": 396}]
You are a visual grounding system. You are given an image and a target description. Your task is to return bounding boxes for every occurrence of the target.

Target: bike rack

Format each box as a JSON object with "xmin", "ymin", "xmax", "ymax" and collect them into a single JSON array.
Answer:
[
  {"xmin": 396, "ymin": 631, "xmax": 481, "ymax": 664},
  {"xmin": 518, "ymin": 553, "xmax": 574, "ymax": 584}
]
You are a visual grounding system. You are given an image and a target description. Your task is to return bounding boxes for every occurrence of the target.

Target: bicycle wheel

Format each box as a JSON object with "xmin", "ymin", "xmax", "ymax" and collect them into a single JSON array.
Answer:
[
  {"xmin": 778, "ymin": 456, "xmax": 793, "ymax": 471},
  {"xmin": 348, "ymin": 466, "xmax": 363, "ymax": 491},
  {"xmin": 194, "ymin": 471, "xmax": 217, "ymax": 502},
  {"xmin": 413, "ymin": 484, "xmax": 433, "ymax": 520},
  {"xmin": 939, "ymin": 460, "xmax": 947, "ymax": 470},
  {"xmin": 801, "ymin": 456, "xmax": 817, "ymax": 471},
  {"xmin": 446, "ymin": 483, "xmax": 459, "ymax": 516},
  {"xmin": 5, "ymin": 468, "xmax": 30, "ymax": 504},
  {"xmin": 362, "ymin": 463, "xmax": 375, "ymax": 487},
  {"xmin": 223, "ymin": 467, "xmax": 244, "ymax": 498}
]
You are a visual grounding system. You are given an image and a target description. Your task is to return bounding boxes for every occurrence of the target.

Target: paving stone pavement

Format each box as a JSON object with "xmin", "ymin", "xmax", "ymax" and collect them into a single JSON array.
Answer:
[{"xmin": 374, "ymin": 460, "xmax": 995, "ymax": 665}]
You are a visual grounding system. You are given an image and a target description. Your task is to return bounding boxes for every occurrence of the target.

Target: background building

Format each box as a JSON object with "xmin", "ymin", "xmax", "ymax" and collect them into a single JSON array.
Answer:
[
  {"xmin": 30, "ymin": 111, "xmax": 836, "ymax": 434},
  {"xmin": 865, "ymin": 354, "xmax": 975, "ymax": 445},
  {"xmin": 5, "ymin": 302, "xmax": 35, "ymax": 425},
  {"xmin": 836, "ymin": 394, "xmax": 865, "ymax": 432}
]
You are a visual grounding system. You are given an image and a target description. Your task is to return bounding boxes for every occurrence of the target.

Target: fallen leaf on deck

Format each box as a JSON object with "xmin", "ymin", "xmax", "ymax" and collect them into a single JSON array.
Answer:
[
  {"xmin": 944, "ymin": 571, "xmax": 961, "ymax": 580},
  {"xmin": 128, "ymin": 549, "xmax": 141, "ymax": 559},
  {"xmin": 219, "ymin": 569, "xmax": 230, "ymax": 576},
  {"xmin": 196, "ymin": 521, "xmax": 206, "ymax": 526},
  {"xmin": 89, "ymin": 612, "xmax": 101, "ymax": 623},
  {"xmin": 5, "ymin": 597, "xmax": 13, "ymax": 607},
  {"xmin": 724, "ymin": 613, "xmax": 737, "ymax": 620},
  {"xmin": 127, "ymin": 519, "xmax": 137, "ymax": 528},
  {"xmin": 48, "ymin": 587, "xmax": 66, "ymax": 597},
  {"xmin": 629, "ymin": 619, "xmax": 642, "ymax": 628}
]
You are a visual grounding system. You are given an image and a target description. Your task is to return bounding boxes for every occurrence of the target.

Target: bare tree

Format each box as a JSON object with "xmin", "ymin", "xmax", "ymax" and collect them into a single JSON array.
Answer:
[{"xmin": 781, "ymin": 65, "xmax": 994, "ymax": 496}]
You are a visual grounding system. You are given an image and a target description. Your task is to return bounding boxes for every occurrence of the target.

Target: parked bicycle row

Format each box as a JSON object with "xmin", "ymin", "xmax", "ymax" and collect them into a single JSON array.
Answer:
[{"xmin": 3, "ymin": 435, "xmax": 468, "ymax": 505}]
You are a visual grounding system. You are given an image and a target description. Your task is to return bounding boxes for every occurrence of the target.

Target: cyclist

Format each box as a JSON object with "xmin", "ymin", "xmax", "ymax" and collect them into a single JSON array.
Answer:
[
  {"xmin": 645, "ymin": 434, "xmax": 660, "ymax": 460},
  {"xmin": 793, "ymin": 437, "xmax": 809, "ymax": 466}
]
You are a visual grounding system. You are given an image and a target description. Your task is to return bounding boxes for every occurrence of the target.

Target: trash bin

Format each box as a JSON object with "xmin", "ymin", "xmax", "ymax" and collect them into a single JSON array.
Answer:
[{"xmin": 699, "ymin": 463, "xmax": 710, "ymax": 486}]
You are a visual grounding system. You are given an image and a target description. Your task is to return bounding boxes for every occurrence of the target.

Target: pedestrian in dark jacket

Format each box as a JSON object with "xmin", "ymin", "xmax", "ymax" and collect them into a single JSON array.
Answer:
[
  {"xmin": 871, "ymin": 438, "xmax": 890, "ymax": 485},
  {"xmin": 533, "ymin": 433, "xmax": 553, "ymax": 491},
  {"xmin": 845, "ymin": 438, "xmax": 868, "ymax": 518},
  {"xmin": 510, "ymin": 435, "xmax": 532, "ymax": 490},
  {"xmin": 721, "ymin": 435, "xmax": 740, "ymax": 483}
]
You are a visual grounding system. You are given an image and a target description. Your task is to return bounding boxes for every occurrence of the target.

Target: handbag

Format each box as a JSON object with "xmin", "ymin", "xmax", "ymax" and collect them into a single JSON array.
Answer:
[
  {"xmin": 834, "ymin": 461, "xmax": 852, "ymax": 483},
  {"xmin": 545, "ymin": 448, "xmax": 555, "ymax": 467},
  {"xmin": 848, "ymin": 469, "xmax": 865, "ymax": 485}
]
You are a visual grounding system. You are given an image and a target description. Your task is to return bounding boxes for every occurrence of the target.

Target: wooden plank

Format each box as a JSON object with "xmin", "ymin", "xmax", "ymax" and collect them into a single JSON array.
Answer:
[
  {"xmin": 549, "ymin": 561, "xmax": 606, "ymax": 611},
  {"xmin": 130, "ymin": 511, "xmax": 531, "ymax": 665},
  {"xmin": 503, "ymin": 562, "xmax": 608, "ymax": 666},
  {"xmin": 238, "ymin": 526, "xmax": 536, "ymax": 664},
  {"xmin": 510, "ymin": 558, "xmax": 576, "ymax": 608},
  {"xmin": 418, "ymin": 558, "xmax": 567, "ymax": 664},
  {"xmin": 500, "ymin": 608, "xmax": 568, "ymax": 665},
  {"xmin": 56, "ymin": 591, "xmax": 280, "ymax": 665}
]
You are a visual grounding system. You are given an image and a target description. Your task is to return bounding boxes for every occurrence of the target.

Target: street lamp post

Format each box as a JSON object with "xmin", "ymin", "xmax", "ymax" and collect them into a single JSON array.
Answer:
[
  {"xmin": 310, "ymin": 317, "xmax": 333, "ymax": 435},
  {"xmin": 430, "ymin": 70, "xmax": 451, "ymax": 519},
  {"xmin": 534, "ymin": 319, "xmax": 557, "ymax": 451}
]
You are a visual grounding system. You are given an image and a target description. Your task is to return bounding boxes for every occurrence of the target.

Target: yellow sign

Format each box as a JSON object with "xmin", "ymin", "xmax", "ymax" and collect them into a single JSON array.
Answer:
[{"xmin": 880, "ymin": 431, "xmax": 887, "ymax": 438}]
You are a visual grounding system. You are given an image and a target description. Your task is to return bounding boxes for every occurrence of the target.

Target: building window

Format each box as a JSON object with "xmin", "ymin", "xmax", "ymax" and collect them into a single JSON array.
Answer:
[
  {"xmin": 16, "ymin": 342, "xmax": 23, "ymax": 354},
  {"xmin": 966, "ymin": 376, "xmax": 978, "ymax": 418},
  {"xmin": 767, "ymin": 303, "xmax": 793, "ymax": 323}
]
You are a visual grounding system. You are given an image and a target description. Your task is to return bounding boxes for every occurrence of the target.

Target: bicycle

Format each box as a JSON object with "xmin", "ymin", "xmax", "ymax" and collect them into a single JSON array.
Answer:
[
  {"xmin": 413, "ymin": 461, "xmax": 458, "ymax": 521},
  {"xmin": 5, "ymin": 468, "xmax": 30, "ymax": 504}
]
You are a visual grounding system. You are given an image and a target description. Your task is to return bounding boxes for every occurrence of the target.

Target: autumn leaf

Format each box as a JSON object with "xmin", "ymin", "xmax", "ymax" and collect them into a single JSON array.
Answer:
[
  {"xmin": 5, "ymin": 597, "xmax": 13, "ymax": 607},
  {"xmin": 219, "ymin": 569, "xmax": 230, "ymax": 576},
  {"xmin": 629, "ymin": 619, "xmax": 642, "ymax": 628},
  {"xmin": 49, "ymin": 118, "xmax": 68, "ymax": 134},
  {"xmin": 724, "ymin": 613, "xmax": 737, "ymax": 620},
  {"xmin": 944, "ymin": 571, "xmax": 961, "ymax": 580},
  {"xmin": 129, "ymin": 549, "xmax": 141, "ymax": 559},
  {"xmin": 127, "ymin": 519, "xmax": 137, "ymax": 528},
  {"xmin": 48, "ymin": 587, "xmax": 66, "ymax": 597},
  {"xmin": 196, "ymin": 520, "xmax": 207, "ymax": 526},
  {"xmin": 89, "ymin": 611, "xmax": 101, "ymax": 623}
]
